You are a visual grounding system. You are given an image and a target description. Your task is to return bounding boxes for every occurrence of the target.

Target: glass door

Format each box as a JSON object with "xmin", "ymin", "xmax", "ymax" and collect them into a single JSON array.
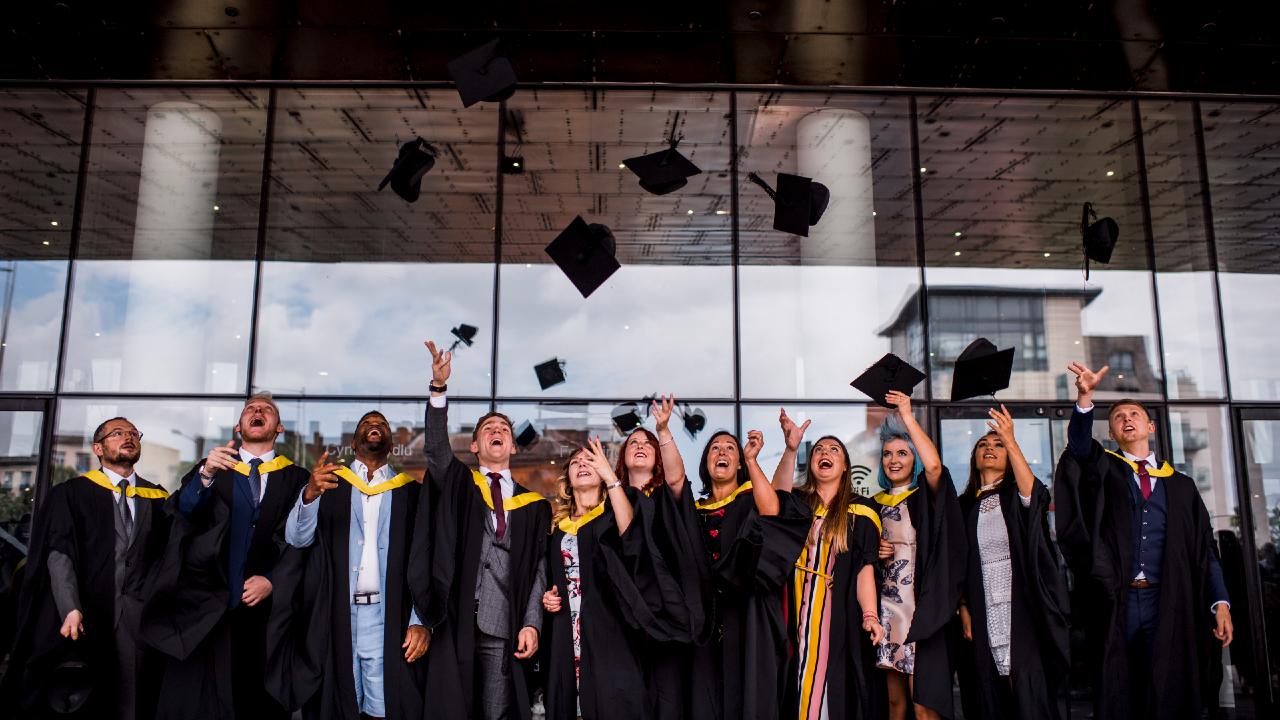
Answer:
[{"xmin": 1238, "ymin": 408, "xmax": 1280, "ymax": 714}]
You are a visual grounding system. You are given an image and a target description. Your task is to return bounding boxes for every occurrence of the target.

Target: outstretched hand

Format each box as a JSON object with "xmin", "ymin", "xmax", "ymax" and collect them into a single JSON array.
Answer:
[
  {"xmin": 304, "ymin": 450, "xmax": 342, "ymax": 503},
  {"xmin": 779, "ymin": 408, "xmax": 811, "ymax": 451},
  {"xmin": 1067, "ymin": 361, "xmax": 1109, "ymax": 401},
  {"xmin": 651, "ymin": 395, "xmax": 676, "ymax": 433},
  {"xmin": 424, "ymin": 340, "xmax": 452, "ymax": 386},
  {"xmin": 200, "ymin": 439, "xmax": 239, "ymax": 479},
  {"xmin": 744, "ymin": 430, "xmax": 764, "ymax": 462},
  {"xmin": 987, "ymin": 404, "xmax": 1016, "ymax": 442},
  {"xmin": 581, "ymin": 437, "xmax": 619, "ymax": 485},
  {"xmin": 885, "ymin": 390, "xmax": 913, "ymax": 417}
]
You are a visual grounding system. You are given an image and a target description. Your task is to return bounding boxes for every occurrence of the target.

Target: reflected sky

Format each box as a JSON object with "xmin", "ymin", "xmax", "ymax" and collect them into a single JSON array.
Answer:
[
  {"xmin": 1219, "ymin": 273, "xmax": 1280, "ymax": 401},
  {"xmin": 0, "ymin": 260, "xmax": 66, "ymax": 391}
]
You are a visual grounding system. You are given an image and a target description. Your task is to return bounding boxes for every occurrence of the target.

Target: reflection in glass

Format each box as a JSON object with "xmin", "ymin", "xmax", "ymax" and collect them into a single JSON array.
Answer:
[
  {"xmin": 0, "ymin": 261, "xmax": 68, "ymax": 391},
  {"xmin": 496, "ymin": 402, "xmax": 735, "ymax": 499},
  {"xmin": 497, "ymin": 91, "xmax": 735, "ymax": 399},
  {"xmin": 737, "ymin": 94, "xmax": 920, "ymax": 400},
  {"xmin": 939, "ymin": 415, "xmax": 1054, "ymax": 494},
  {"xmin": 1239, "ymin": 416, "xmax": 1280, "ymax": 707},
  {"xmin": 0, "ymin": 410, "xmax": 43, "ymax": 540},
  {"xmin": 253, "ymin": 262, "xmax": 494, "ymax": 397},
  {"xmin": 55, "ymin": 398, "xmax": 247, "ymax": 492},
  {"xmin": 61, "ymin": 260, "xmax": 255, "ymax": 393}
]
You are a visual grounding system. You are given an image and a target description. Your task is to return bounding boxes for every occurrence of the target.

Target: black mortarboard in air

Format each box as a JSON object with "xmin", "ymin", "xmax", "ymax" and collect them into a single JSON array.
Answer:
[
  {"xmin": 534, "ymin": 358, "xmax": 567, "ymax": 390},
  {"xmin": 623, "ymin": 118, "xmax": 703, "ymax": 197},
  {"xmin": 747, "ymin": 172, "xmax": 830, "ymax": 237},
  {"xmin": 681, "ymin": 406, "xmax": 707, "ymax": 437},
  {"xmin": 514, "ymin": 420, "xmax": 539, "ymax": 449},
  {"xmin": 850, "ymin": 353, "xmax": 927, "ymax": 408},
  {"xmin": 544, "ymin": 216, "xmax": 621, "ymax": 298},
  {"xmin": 1081, "ymin": 202, "xmax": 1119, "ymax": 280},
  {"xmin": 377, "ymin": 138, "xmax": 437, "ymax": 203},
  {"xmin": 950, "ymin": 338, "xmax": 1015, "ymax": 401},
  {"xmin": 449, "ymin": 324, "xmax": 478, "ymax": 351},
  {"xmin": 611, "ymin": 404, "xmax": 644, "ymax": 435},
  {"xmin": 447, "ymin": 39, "xmax": 518, "ymax": 108}
]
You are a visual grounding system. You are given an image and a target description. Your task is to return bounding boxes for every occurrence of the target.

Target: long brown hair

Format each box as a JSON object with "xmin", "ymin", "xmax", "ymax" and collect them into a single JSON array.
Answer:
[
  {"xmin": 963, "ymin": 431, "xmax": 1013, "ymax": 499},
  {"xmin": 793, "ymin": 435, "xmax": 856, "ymax": 554},
  {"xmin": 549, "ymin": 447, "xmax": 607, "ymax": 532},
  {"xmin": 614, "ymin": 428, "xmax": 666, "ymax": 495}
]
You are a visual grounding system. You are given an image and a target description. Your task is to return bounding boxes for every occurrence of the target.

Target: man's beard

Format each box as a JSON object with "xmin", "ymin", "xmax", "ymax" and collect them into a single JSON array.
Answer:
[
  {"xmin": 358, "ymin": 433, "xmax": 391, "ymax": 458},
  {"xmin": 105, "ymin": 446, "xmax": 141, "ymax": 465}
]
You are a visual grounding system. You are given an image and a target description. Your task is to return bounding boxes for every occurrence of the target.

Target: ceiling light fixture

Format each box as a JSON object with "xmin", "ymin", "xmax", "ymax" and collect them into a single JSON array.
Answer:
[
  {"xmin": 920, "ymin": 167, "xmax": 928, "ymax": 173},
  {"xmin": 49, "ymin": 220, "xmax": 58, "ymax": 227},
  {"xmin": 1106, "ymin": 170, "xmax": 1115, "ymax": 177},
  {"xmin": 954, "ymin": 231, "xmax": 962, "ymax": 237}
]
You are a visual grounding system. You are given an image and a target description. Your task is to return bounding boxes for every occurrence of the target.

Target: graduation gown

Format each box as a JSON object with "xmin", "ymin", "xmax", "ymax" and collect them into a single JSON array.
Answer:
[
  {"xmin": 409, "ymin": 452, "xmax": 550, "ymax": 720},
  {"xmin": 958, "ymin": 479, "xmax": 1069, "ymax": 720},
  {"xmin": 873, "ymin": 467, "xmax": 966, "ymax": 718},
  {"xmin": 0, "ymin": 473, "xmax": 170, "ymax": 719},
  {"xmin": 688, "ymin": 484, "xmax": 811, "ymax": 720},
  {"xmin": 784, "ymin": 495, "xmax": 885, "ymax": 720},
  {"xmin": 542, "ymin": 496, "xmax": 688, "ymax": 720},
  {"xmin": 264, "ymin": 478, "xmax": 427, "ymax": 720},
  {"xmin": 141, "ymin": 460, "xmax": 309, "ymax": 720},
  {"xmin": 631, "ymin": 481, "xmax": 706, "ymax": 720},
  {"xmin": 1054, "ymin": 442, "xmax": 1222, "ymax": 720}
]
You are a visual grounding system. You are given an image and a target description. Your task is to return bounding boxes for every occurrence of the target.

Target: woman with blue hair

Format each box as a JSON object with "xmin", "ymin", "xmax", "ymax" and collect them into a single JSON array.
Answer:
[{"xmin": 873, "ymin": 390, "xmax": 966, "ymax": 720}]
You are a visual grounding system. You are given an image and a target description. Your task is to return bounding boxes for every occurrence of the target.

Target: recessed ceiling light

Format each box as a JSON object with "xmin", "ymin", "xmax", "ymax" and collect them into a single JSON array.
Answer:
[
  {"xmin": 49, "ymin": 220, "xmax": 58, "ymax": 227},
  {"xmin": 618, "ymin": 163, "xmax": 626, "ymax": 169},
  {"xmin": 1044, "ymin": 252, "xmax": 1051, "ymax": 257},
  {"xmin": 715, "ymin": 210, "xmax": 729, "ymax": 215},
  {"xmin": 42, "ymin": 240, "xmax": 50, "ymax": 246},
  {"xmin": 953, "ymin": 250, "xmax": 961, "ymax": 256},
  {"xmin": 872, "ymin": 211, "xmax": 877, "ymax": 217},
  {"xmin": 1105, "ymin": 170, "xmax": 1115, "ymax": 177},
  {"xmin": 687, "ymin": 209, "xmax": 694, "ymax": 215},
  {"xmin": 920, "ymin": 167, "xmax": 928, "ymax": 173},
  {"xmin": 954, "ymin": 231, "xmax": 962, "ymax": 237},
  {"xmin": 213, "ymin": 204, "xmax": 220, "ymax": 211}
]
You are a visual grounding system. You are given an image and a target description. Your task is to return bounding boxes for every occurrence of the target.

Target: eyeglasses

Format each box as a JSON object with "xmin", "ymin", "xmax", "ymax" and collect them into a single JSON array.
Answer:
[{"xmin": 94, "ymin": 429, "xmax": 143, "ymax": 443}]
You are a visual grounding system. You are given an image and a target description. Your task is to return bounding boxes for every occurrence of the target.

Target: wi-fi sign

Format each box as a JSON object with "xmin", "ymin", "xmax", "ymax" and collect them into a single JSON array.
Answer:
[{"xmin": 850, "ymin": 464, "xmax": 875, "ymax": 497}]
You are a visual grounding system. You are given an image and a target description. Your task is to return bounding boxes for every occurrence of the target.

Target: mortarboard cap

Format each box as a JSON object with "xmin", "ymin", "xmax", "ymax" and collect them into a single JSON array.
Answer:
[
  {"xmin": 611, "ymin": 404, "xmax": 644, "ymax": 435},
  {"xmin": 544, "ymin": 216, "xmax": 621, "ymax": 298},
  {"xmin": 447, "ymin": 39, "xmax": 518, "ymax": 108},
  {"xmin": 623, "ymin": 145, "xmax": 702, "ymax": 195},
  {"xmin": 534, "ymin": 358, "xmax": 566, "ymax": 390},
  {"xmin": 514, "ymin": 420, "xmax": 538, "ymax": 449},
  {"xmin": 850, "ymin": 353, "xmax": 927, "ymax": 408},
  {"xmin": 747, "ymin": 172, "xmax": 830, "ymax": 237},
  {"xmin": 682, "ymin": 407, "xmax": 707, "ymax": 437},
  {"xmin": 1081, "ymin": 202, "xmax": 1119, "ymax": 280},
  {"xmin": 449, "ymin": 323, "xmax": 478, "ymax": 351},
  {"xmin": 377, "ymin": 138, "xmax": 437, "ymax": 203},
  {"xmin": 950, "ymin": 338, "xmax": 1015, "ymax": 401}
]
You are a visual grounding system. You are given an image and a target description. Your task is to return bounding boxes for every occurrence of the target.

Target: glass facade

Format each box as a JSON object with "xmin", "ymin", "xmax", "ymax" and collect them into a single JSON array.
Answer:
[{"xmin": 1, "ymin": 84, "xmax": 1278, "ymax": 713}]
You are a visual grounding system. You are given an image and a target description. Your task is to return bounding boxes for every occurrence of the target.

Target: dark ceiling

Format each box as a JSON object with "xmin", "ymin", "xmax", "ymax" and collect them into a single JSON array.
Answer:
[{"xmin": 3, "ymin": 1, "xmax": 1280, "ymax": 93}]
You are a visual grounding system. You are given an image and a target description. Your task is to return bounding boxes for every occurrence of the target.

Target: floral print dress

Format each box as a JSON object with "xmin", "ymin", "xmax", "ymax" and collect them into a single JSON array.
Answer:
[
  {"xmin": 876, "ymin": 488, "xmax": 919, "ymax": 674},
  {"xmin": 560, "ymin": 532, "xmax": 584, "ymax": 715}
]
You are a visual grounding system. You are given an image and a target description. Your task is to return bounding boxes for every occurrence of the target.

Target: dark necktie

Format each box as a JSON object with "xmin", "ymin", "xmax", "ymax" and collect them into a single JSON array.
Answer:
[
  {"xmin": 248, "ymin": 458, "xmax": 263, "ymax": 508},
  {"xmin": 487, "ymin": 471, "xmax": 507, "ymax": 541},
  {"xmin": 1136, "ymin": 459, "xmax": 1151, "ymax": 501},
  {"xmin": 116, "ymin": 479, "xmax": 133, "ymax": 537}
]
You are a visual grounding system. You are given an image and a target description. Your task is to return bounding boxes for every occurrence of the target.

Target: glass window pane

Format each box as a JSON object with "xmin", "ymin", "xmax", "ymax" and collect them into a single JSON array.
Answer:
[
  {"xmin": 254, "ymin": 89, "xmax": 497, "ymax": 397},
  {"xmin": 1202, "ymin": 101, "xmax": 1280, "ymax": 400},
  {"xmin": 1238, "ymin": 415, "xmax": 1280, "ymax": 707},
  {"xmin": 496, "ymin": 90, "xmax": 734, "ymax": 399},
  {"xmin": 496, "ymin": 401, "xmax": 736, "ymax": 498},
  {"xmin": 918, "ymin": 97, "xmax": 1162, "ymax": 401},
  {"xmin": 55, "ymin": 398, "xmax": 248, "ymax": 492},
  {"xmin": 736, "ymin": 94, "xmax": 922, "ymax": 400},
  {"xmin": 0, "ymin": 410, "xmax": 43, "ymax": 540},
  {"xmin": 0, "ymin": 89, "xmax": 84, "ymax": 391},
  {"xmin": 62, "ymin": 89, "xmax": 267, "ymax": 393},
  {"xmin": 1139, "ymin": 100, "xmax": 1227, "ymax": 399}
]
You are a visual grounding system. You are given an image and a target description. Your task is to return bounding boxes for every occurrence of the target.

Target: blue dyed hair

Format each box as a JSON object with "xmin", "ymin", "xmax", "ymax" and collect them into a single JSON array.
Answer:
[{"xmin": 876, "ymin": 414, "xmax": 925, "ymax": 491}]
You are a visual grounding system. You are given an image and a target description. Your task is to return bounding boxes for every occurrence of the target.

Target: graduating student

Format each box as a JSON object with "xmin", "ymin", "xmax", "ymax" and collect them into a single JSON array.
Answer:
[
  {"xmin": 142, "ymin": 393, "xmax": 310, "ymax": 720},
  {"xmin": 612, "ymin": 397, "xmax": 704, "ymax": 719},
  {"xmin": 1, "ymin": 417, "xmax": 170, "ymax": 720},
  {"xmin": 269, "ymin": 410, "xmax": 428, "ymax": 720},
  {"xmin": 777, "ymin": 409, "xmax": 887, "ymax": 720},
  {"xmin": 873, "ymin": 390, "xmax": 965, "ymax": 720},
  {"xmin": 956, "ymin": 405, "xmax": 1069, "ymax": 720},
  {"xmin": 1055, "ymin": 362, "xmax": 1232, "ymax": 720},
  {"xmin": 541, "ymin": 437, "xmax": 683, "ymax": 720},
  {"xmin": 687, "ymin": 428, "xmax": 810, "ymax": 720},
  {"xmin": 413, "ymin": 341, "xmax": 550, "ymax": 720}
]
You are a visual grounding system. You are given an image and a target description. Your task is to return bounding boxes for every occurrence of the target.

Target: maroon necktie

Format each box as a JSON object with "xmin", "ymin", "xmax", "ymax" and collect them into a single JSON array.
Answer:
[
  {"xmin": 488, "ymin": 472, "xmax": 507, "ymax": 541},
  {"xmin": 1136, "ymin": 459, "xmax": 1152, "ymax": 501}
]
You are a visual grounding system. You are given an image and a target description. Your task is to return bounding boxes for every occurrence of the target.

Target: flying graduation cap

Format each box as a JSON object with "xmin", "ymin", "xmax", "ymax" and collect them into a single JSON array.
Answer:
[
  {"xmin": 950, "ymin": 338, "xmax": 1015, "ymax": 401},
  {"xmin": 534, "ymin": 358, "xmax": 567, "ymax": 390},
  {"xmin": 544, "ymin": 216, "xmax": 621, "ymax": 298},
  {"xmin": 850, "ymin": 353, "xmax": 927, "ymax": 408},
  {"xmin": 447, "ymin": 39, "xmax": 518, "ymax": 107},
  {"xmin": 1080, "ymin": 202, "xmax": 1119, "ymax": 280},
  {"xmin": 611, "ymin": 403, "xmax": 644, "ymax": 435},
  {"xmin": 679, "ymin": 406, "xmax": 707, "ymax": 437},
  {"xmin": 514, "ymin": 420, "xmax": 539, "ymax": 449},
  {"xmin": 448, "ymin": 324, "xmax": 478, "ymax": 351},
  {"xmin": 747, "ymin": 172, "xmax": 830, "ymax": 237},
  {"xmin": 377, "ymin": 138, "xmax": 437, "ymax": 203},
  {"xmin": 622, "ymin": 112, "xmax": 702, "ymax": 195}
]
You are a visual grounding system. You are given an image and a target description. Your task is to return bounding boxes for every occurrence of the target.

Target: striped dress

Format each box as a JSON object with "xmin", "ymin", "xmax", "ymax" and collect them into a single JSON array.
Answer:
[{"xmin": 793, "ymin": 514, "xmax": 839, "ymax": 720}]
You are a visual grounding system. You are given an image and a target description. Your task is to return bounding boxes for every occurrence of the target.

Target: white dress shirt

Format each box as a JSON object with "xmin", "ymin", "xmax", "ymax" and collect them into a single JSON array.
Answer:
[{"xmin": 101, "ymin": 466, "xmax": 137, "ymax": 519}]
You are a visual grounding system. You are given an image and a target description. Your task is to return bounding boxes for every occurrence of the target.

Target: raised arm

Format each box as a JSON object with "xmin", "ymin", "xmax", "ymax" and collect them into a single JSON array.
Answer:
[
  {"xmin": 988, "ymin": 404, "xmax": 1035, "ymax": 500},
  {"xmin": 423, "ymin": 340, "xmax": 457, "ymax": 481},
  {"xmin": 1066, "ymin": 361, "xmax": 1109, "ymax": 458},
  {"xmin": 651, "ymin": 395, "xmax": 688, "ymax": 499},
  {"xmin": 743, "ymin": 430, "xmax": 780, "ymax": 516},
  {"xmin": 584, "ymin": 437, "xmax": 634, "ymax": 535},
  {"xmin": 885, "ymin": 390, "xmax": 942, "ymax": 489},
  {"xmin": 772, "ymin": 408, "xmax": 811, "ymax": 492}
]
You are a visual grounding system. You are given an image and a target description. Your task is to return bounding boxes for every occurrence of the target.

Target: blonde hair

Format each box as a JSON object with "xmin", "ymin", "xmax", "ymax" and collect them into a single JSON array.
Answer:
[
  {"xmin": 245, "ymin": 391, "xmax": 281, "ymax": 418},
  {"xmin": 549, "ymin": 448, "xmax": 607, "ymax": 532}
]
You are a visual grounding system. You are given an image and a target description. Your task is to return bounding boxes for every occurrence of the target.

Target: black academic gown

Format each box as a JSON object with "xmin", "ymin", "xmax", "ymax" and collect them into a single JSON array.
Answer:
[
  {"xmin": 688, "ymin": 486, "xmax": 811, "ymax": 720},
  {"xmin": 783, "ymin": 494, "xmax": 885, "ymax": 720},
  {"xmin": 141, "ymin": 462, "xmax": 309, "ymax": 720},
  {"xmin": 958, "ymin": 480, "xmax": 1069, "ymax": 720},
  {"xmin": 409, "ymin": 453, "xmax": 550, "ymax": 720},
  {"xmin": 542, "ymin": 497, "xmax": 688, "ymax": 720},
  {"xmin": 0, "ymin": 474, "xmax": 169, "ymax": 720},
  {"xmin": 631, "ymin": 481, "xmax": 705, "ymax": 720},
  {"xmin": 876, "ymin": 468, "xmax": 966, "ymax": 719},
  {"xmin": 264, "ymin": 480, "xmax": 427, "ymax": 720},
  {"xmin": 1055, "ymin": 442, "xmax": 1222, "ymax": 720}
]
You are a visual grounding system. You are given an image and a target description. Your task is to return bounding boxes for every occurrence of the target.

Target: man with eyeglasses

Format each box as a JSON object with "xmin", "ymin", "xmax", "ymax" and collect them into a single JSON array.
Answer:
[
  {"xmin": 1, "ymin": 417, "xmax": 171, "ymax": 720},
  {"xmin": 142, "ymin": 393, "xmax": 309, "ymax": 720}
]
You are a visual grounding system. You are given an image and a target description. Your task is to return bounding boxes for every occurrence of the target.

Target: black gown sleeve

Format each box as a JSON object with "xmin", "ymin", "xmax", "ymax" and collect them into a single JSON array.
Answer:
[{"xmin": 716, "ymin": 490, "xmax": 812, "ymax": 594}]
